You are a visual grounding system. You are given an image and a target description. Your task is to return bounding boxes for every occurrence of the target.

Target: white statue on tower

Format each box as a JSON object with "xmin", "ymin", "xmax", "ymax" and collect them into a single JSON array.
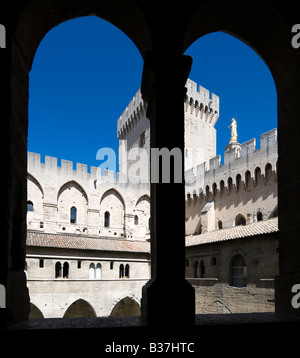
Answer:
[{"xmin": 229, "ymin": 117, "xmax": 238, "ymax": 143}]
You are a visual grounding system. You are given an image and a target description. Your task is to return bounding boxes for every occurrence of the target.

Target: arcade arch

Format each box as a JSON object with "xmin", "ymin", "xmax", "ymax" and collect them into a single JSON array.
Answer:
[
  {"xmin": 110, "ymin": 297, "xmax": 141, "ymax": 317},
  {"xmin": 29, "ymin": 303, "xmax": 44, "ymax": 319},
  {"xmin": 63, "ymin": 299, "xmax": 97, "ymax": 318}
]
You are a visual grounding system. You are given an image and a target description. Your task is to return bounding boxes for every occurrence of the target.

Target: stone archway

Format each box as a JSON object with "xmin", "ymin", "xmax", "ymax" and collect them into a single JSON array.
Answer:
[
  {"xmin": 63, "ymin": 299, "xmax": 96, "ymax": 318},
  {"xmin": 110, "ymin": 297, "xmax": 141, "ymax": 317},
  {"xmin": 29, "ymin": 303, "xmax": 44, "ymax": 319}
]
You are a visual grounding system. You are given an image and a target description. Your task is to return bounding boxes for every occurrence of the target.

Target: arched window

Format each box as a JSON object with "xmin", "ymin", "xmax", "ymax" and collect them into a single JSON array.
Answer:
[
  {"xmin": 235, "ymin": 214, "xmax": 246, "ymax": 226},
  {"xmin": 205, "ymin": 185, "xmax": 210, "ymax": 199},
  {"xmin": 70, "ymin": 206, "xmax": 77, "ymax": 224},
  {"xmin": 125, "ymin": 264, "xmax": 130, "ymax": 278},
  {"xmin": 265, "ymin": 163, "xmax": 272, "ymax": 183},
  {"xmin": 193, "ymin": 261, "xmax": 199, "ymax": 278},
  {"xmin": 189, "ymin": 97, "xmax": 194, "ymax": 113},
  {"xmin": 245, "ymin": 170, "xmax": 251, "ymax": 190},
  {"xmin": 187, "ymin": 193, "xmax": 191, "ymax": 205},
  {"xmin": 236, "ymin": 174, "xmax": 241, "ymax": 192},
  {"xmin": 257, "ymin": 211, "xmax": 263, "ymax": 221},
  {"xmin": 89, "ymin": 263, "xmax": 95, "ymax": 279},
  {"xmin": 27, "ymin": 201, "xmax": 34, "ymax": 212},
  {"xmin": 200, "ymin": 260, "xmax": 205, "ymax": 278},
  {"xmin": 255, "ymin": 167, "xmax": 261, "ymax": 185},
  {"xmin": 96, "ymin": 263, "xmax": 102, "ymax": 279},
  {"xmin": 218, "ymin": 220, "xmax": 223, "ymax": 230},
  {"xmin": 220, "ymin": 180, "xmax": 224, "ymax": 196},
  {"xmin": 193, "ymin": 192, "xmax": 197, "ymax": 203},
  {"xmin": 212, "ymin": 183, "xmax": 217, "ymax": 197},
  {"xmin": 55, "ymin": 262, "xmax": 62, "ymax": 278},
  {"xmin": 119, "ymin": 264, "xmax": 124, "ymax": 279},
  {"xmin": 227, "ymin": 177, "xmax": 233, "ymax": 193},
  {"xmin": 231, "ymin": 255, "xmax": 247, "ymax": 287},
  {"xmin": 63, "ymin": 262, "xmax": 69, "ymax": 278},
  {"xmin": 134, "ymin": 215, "xmax": 139, "ymax": 225},
  {"xmin": 104, "ymin": 211, "xmax": 110, "ymax": 227}
]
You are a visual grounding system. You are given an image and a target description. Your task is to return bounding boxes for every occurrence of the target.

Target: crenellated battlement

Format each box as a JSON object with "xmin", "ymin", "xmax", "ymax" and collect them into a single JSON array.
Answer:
[
  {"xmin": 28, "ymin": 151, "xmax": 100, "ymax": 177},
  {"xmin": 27, "ymin": 151, "xmax": 150, "ymax": 189},
  {"xmin": 184, "ymin": 79, "xmax": 220, "ymax": 127},
  {"xmin": 27, "ymin": 151, "xmax": 151, "ymax": 240},
  {"xmin": 117, "ymin": 88, "xmax": 147, "ymax": 140},
  {"xmin": 29, "ymin": 127, "xmax": 277, "ymax": 197},
  {"xmin": 117, "ymin": 78, "xmax": 220, "ymax": 141},
  {"xmin": 185, "ymin": 128, "xmax": 278, "ymax": 199}
]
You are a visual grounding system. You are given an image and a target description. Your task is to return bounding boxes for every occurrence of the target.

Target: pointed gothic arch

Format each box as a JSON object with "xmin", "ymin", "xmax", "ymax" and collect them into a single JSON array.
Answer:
[
  {"xmin": 63, "ymin": 299, "xmax": 97, "ymax": 318},
  {"xmin": 110, "ymin": 297, "xmax": 141, "ymax": 317},
  {"xmin": 100, "ymin": 188, "xmax": 126, "ymax": 209},
  {"xmin": 29, "ymin": 303, "xmax": 44, "ymax": 319},
  {"xmin": 57, "ymin": 180, "xmax": 88, "ymax": 203}
]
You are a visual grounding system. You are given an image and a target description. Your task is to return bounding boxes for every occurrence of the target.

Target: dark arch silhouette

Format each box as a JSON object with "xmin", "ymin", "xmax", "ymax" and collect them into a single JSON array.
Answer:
[
  {"xmin": 63, "ymin": 299, "xmax": 97, "ymax": 318},
  {"xmin": 110, "ymin": 297, "xmax": 141, "ymax": 317},
  {"xmin": 29, "ymin": 303, "xmax": 44, "ymax": 319}
]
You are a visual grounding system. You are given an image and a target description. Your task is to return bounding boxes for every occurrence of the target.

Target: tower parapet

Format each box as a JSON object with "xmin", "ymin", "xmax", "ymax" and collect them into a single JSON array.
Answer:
[
  {"xmin": 116, "ymin": 79, "xmax": 220, "ymax": 174},
  {"xmin": 117, "ymin": 78, "xmax": 220, "ymax": 140},
  {"xmin": 117, "ymin": 89, "xmax": 147, "ymax": 140},
  {"xmin": 184, "ymin": 79, "xmax": 220, "ymax": 170},
  {"xmin": 184, "ymin": 78, "xmax": 220, "ymax": 127}
]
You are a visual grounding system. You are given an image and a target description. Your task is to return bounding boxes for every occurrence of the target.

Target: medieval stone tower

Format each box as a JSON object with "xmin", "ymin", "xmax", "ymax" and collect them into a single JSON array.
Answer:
[
  {"xmin": 184, "ymin": 79, "xmax": 219, "ymax": 171},
  {"xmin": 117, "ymin": 78, "xmax": 220, "ymax": 178}
]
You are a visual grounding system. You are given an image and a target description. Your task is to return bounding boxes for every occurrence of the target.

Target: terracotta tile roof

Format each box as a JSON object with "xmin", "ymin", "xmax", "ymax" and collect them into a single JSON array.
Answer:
[
  {"xmin": 27, "ymin": 218, "xmax": 278, "ymax": 253},
  {"xmin": 27, "ymin": 231, "xmax": 150, "ymax": 253},
  {"xmin": 185, "ymin": 218, "xmax": 278, "ymax": 247}
]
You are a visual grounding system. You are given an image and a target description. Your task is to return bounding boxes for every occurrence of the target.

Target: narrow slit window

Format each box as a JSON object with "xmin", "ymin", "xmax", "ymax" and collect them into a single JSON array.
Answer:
[
  {"xmin": 70, "ymin": 206, "xmax": 77, "ymax": 224},
  {"xmin": 27, "ymin": 201, "xmax": 34, "ymax": 212},
  {"xmin": 104, "ymin": 211, "xmax": 110, "ymax": 228}
]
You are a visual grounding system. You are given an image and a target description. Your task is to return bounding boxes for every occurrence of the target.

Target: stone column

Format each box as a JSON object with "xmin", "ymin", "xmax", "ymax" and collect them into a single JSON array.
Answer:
[
  {"xmin": 275, "ymin": 62, "xmax": 300, "ymax": 317},
  {"xmin": 0, "ymin": 31, "xmax": 30, "ymax": 327},
  {"xmin": 141, "ymin": 52, "xmax": 195, "ymax": 328}
]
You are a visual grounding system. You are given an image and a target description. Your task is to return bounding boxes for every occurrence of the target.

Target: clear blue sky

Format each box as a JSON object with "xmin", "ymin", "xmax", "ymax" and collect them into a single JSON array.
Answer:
[{"xmin": 28, "ymin": 16, "xmax": 277, "ymax": 171}]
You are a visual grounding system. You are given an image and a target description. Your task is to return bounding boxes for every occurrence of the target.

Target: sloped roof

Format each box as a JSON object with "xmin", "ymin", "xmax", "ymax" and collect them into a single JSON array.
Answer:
[
  {"xmin": 185, "ymin": 218, "xmax": 278, "ymax": 247},
  {"xmin": 27, "ymin": 231, "xmax": 150, "ymax": 253},
  {"xmin": 27, "ymin": 218, "xmax": 278, "ymax": 253}
]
